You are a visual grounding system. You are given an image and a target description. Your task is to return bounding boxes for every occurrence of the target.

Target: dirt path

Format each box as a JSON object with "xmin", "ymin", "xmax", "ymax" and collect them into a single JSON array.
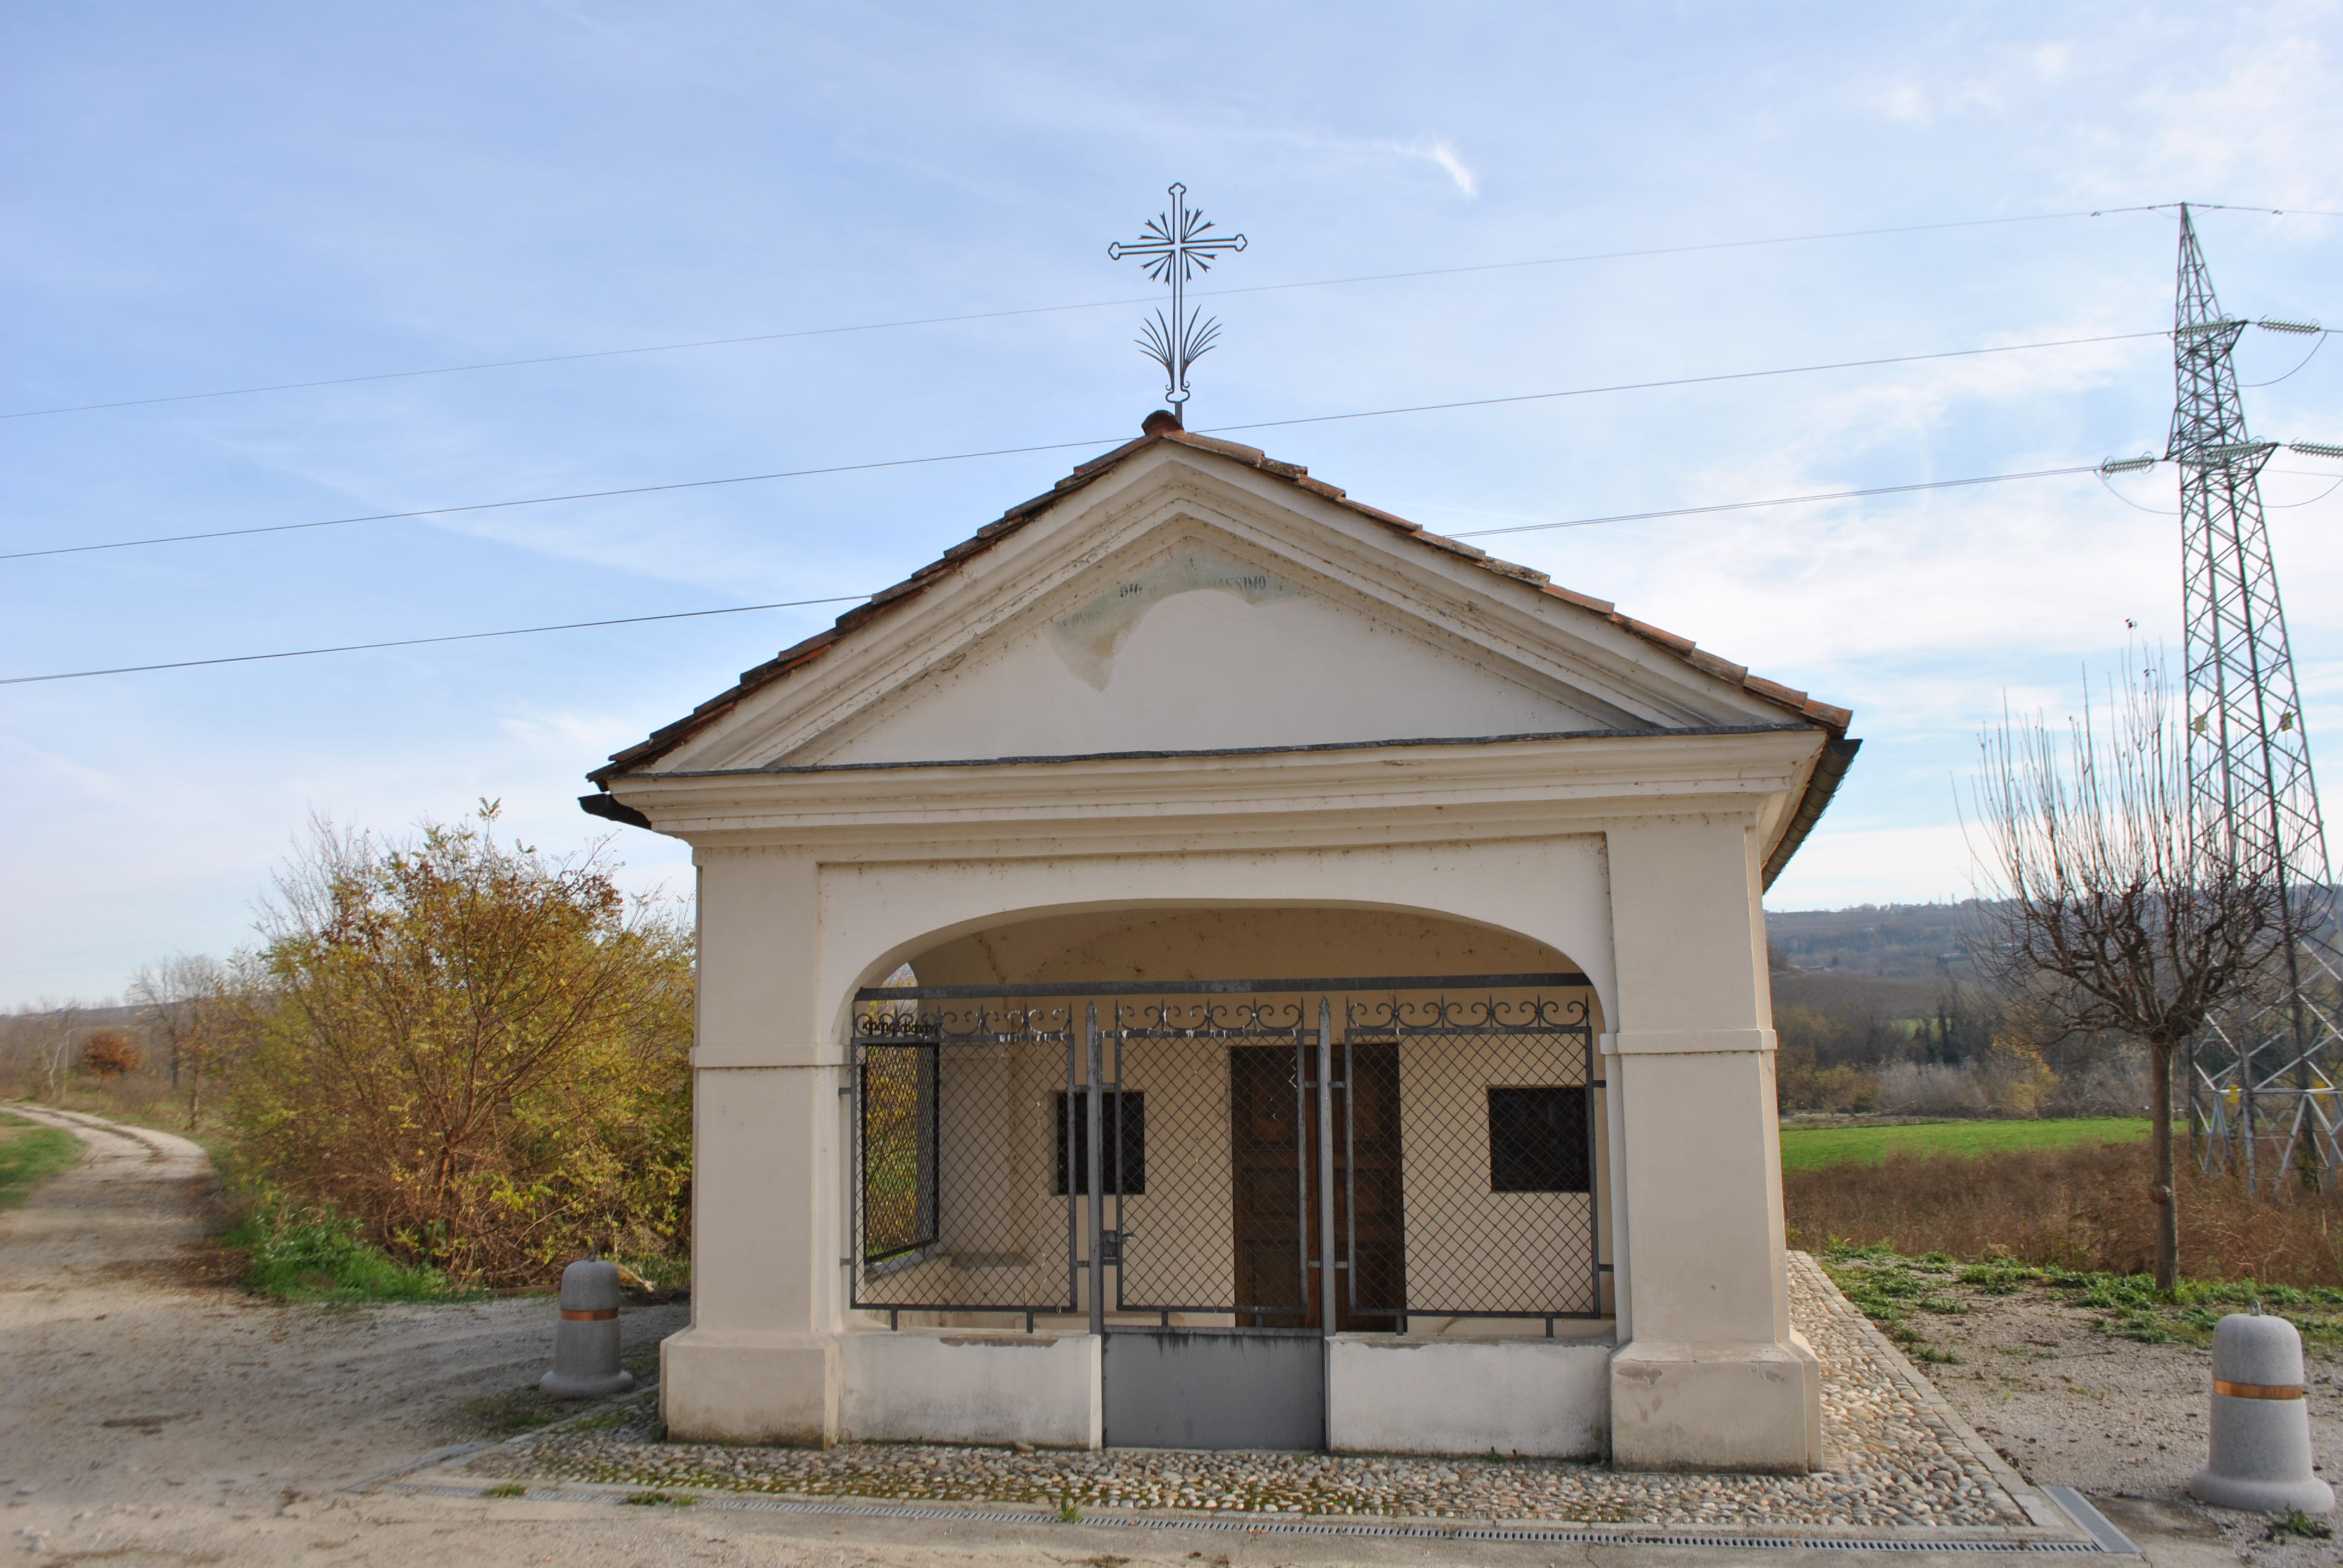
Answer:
[
  {"xmin": 0, "ymin": 1103, "xmax": 704, "ymax": 1497},
  {"xmin": 0, "ymin": 1105, "xmax": 2303, "ymax": 1566}
]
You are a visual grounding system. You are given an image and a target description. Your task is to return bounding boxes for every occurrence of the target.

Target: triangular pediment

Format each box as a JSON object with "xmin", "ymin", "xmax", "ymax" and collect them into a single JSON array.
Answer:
[
  {"xmin": 640, "ymin": 440, "xmax": 1814, "ymax": 777},
  {"xmin": 787, "ymin": 530, "xmax": 1631, "ymax": 766}
]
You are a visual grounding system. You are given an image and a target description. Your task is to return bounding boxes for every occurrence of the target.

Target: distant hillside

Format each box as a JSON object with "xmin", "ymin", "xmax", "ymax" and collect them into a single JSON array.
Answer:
[
  {"xmin": 1761, "ymin": 903, "xmax": 1979, "ymax": 1028},
  {"xmin": 1763, "ymin": 903, "xmax": 1976, "ymax": 983},
  {"xmin": 4, "ymin": 1002, "xmax": 140, "ymax": 1028}
]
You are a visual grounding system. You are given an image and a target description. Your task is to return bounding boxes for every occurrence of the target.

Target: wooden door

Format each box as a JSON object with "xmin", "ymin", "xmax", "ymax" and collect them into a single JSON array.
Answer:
[
  {"xmin": 1228, "ymin": 1039, "xmax": 1406, "ymax": 1331},
  {"xmin": 1333, "ymin": 1040, "xmax": 1406, "ymax": 1331},
  {"xmin": 1228, "ymin": 1044, "xmax": 1309, "ymax": 1327}
]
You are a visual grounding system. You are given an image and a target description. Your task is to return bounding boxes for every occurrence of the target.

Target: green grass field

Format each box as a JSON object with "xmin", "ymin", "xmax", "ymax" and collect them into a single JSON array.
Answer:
[
  {"xmin": 0, "ymin": 1110, "xmax": 82, "ymax": 1207},
  {"xmin": 1778, "ymin": 1117, "xmax": 2151, "ymax": 1172}
]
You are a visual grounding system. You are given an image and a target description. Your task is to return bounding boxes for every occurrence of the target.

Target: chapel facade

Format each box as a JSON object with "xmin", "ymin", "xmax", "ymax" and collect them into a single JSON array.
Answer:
[{"xmin": 583, "ymin": 412, "xmax": 1856, "ymax": 1470}]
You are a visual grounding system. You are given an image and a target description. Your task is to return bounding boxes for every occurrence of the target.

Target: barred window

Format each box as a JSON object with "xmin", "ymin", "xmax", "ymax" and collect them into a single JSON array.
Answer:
[
  {"xmin": 1486, "ymin": 1085, "xmax": 1589, "ymax": 1193},
  {"xmin": 1054, "ymin": 1090, "xmax": 1147, "ymax": 1195}
]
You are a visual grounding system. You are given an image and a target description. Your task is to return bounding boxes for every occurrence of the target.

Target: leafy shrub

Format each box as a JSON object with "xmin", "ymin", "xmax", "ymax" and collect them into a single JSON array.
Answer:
[
  {"xmin": 222, "ymin": 808, "xmax": 692, "ymax": 1287},
  {"xmin": 223, "ymin": 1192, "xmax": 460, "ymax": 1301},
  {"xmin": 79, "ymin": 1030, "xmax": 143, "ymax": 1081}
]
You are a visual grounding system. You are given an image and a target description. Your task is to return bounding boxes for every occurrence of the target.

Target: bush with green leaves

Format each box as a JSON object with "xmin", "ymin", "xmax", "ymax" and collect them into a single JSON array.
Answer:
[{"xmin": 224, "ymin": 1192, "xmax": 460, "ymax": 1301}]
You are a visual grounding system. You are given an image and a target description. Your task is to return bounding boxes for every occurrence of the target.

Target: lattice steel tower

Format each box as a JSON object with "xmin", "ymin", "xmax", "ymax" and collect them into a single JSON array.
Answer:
[{"xmin": 2172, "ymin": 204, "xmax": 2343, "ymax": 1187}]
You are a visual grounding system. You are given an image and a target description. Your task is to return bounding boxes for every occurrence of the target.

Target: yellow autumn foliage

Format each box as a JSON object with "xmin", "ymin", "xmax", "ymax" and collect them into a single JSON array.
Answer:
[{"xmin": 223, "ymin": 808, "xmax": 692, "ymax": 1285}]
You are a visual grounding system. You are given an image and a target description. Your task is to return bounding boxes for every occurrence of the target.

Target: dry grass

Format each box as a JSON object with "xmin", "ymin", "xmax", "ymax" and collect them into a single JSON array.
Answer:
[{"xmin": 1785, "ymin": 1138, "xmax": 2343, "ymax": 1287}]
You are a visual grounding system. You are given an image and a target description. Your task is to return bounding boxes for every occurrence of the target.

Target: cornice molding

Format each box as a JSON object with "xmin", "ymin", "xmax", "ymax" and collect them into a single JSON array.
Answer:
[{"xmin": 608, "ymin": 726, "xmax": 1824, "ymax": 852}]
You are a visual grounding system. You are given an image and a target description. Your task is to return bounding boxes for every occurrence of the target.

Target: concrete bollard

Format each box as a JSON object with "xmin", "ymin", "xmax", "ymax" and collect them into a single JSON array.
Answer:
[
  {"xmin": 539, "ymin": 1259, "xmax": 636, "ymax": 1401},
  {"xmin": 2188, "ymin": 1310, "xmax": 2332, "ymax": 1514}
]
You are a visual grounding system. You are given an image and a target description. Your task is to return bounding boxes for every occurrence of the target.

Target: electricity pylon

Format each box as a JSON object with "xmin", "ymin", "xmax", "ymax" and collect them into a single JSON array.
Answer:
[{"xmin": 2170, "ymin": 204, "xmax": 2343, "ymax": 1189}]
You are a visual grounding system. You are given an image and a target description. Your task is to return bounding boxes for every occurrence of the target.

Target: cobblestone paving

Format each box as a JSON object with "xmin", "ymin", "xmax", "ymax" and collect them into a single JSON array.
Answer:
[{"xmin": 462, "ymin": 1255, "xmax": 2050, "ymax": 1532}]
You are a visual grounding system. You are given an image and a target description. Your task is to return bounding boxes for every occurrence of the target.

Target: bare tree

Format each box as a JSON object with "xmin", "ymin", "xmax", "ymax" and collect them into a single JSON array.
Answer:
[
  {"xmin": 1967, "ymin": 657, "xmax": 2294, "ymax": 1293},
  {"xmin": 129, "ymin": 954, "xmax": 231, "ymax": 1131},
  {"xmin": 6, "ymin": 1001, "xmax": 87, "ymax": 1103}
]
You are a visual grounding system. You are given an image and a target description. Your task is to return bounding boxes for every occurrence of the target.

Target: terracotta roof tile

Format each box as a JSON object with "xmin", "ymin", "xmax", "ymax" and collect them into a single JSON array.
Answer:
[
  {"xmin": 1541, "ymin": 583, "xmax": 1615, "ymax": 614},
  {"xmin": 1178, "ymin": 431, "xmax": 1267, "ymax": 463},
  {"xmin": 589, "ymin": 417, "xmax": 1849, "ymax": 780},
  {"xmin": 1741, "ymin": 674, "xmax": 1811, "ymax": 708},
  {"xmin": 1070, "ymin": 434, "xmax": 1152, "ymax": 476},
  {"xmin": 1687, "ymin": 648, "xmax": 1750, "ymax": 684},
  {"xmin": 1414, "ymin": 531, "xmax": 1490, "ymax": 562},
  {"xmin": 1616, "ymin": 616, "xmax": 1696, "ymax": 655},
  {"xmin": 1343, "ymin": 503, "xmax": 1423, "ymax": 534}
]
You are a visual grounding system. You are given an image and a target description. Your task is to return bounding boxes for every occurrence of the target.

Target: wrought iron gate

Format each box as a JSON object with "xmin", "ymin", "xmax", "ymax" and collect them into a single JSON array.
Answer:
[{"xmin": 850, "ymin": 972, "xmax": 1599, "ymax": 1448}]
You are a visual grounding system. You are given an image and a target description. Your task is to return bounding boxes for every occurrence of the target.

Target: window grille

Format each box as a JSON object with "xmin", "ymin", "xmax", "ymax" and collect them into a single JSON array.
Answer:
[
  {"xmin": 1487, "ymin": 1085, "xmax": 1592, "ymax": 1194},
  {"xmin": 1055, "ymin": 1090, "xmax": 1147, "ymax": 1195}
]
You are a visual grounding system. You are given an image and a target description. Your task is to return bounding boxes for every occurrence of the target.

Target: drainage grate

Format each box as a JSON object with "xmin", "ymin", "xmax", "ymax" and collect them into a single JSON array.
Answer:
[{"xmin": 382, "ymin": 1479, "xmax": 2117, "ymax": 1553}]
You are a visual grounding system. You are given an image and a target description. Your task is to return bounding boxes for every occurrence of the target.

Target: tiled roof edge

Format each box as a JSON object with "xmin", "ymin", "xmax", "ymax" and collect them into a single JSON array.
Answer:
[{"xmin": 587, "ymin": 422, "xmax": 1850, "ymax": 782}]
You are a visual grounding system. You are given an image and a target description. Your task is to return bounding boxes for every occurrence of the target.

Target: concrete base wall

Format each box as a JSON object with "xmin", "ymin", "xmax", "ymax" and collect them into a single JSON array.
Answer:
[
  {"xmin": 839, "ymin": 1330, "xmax": 1103, "ymax": 1449},
  {"xmin": 1608, "ymin": 1336, "xmax": 1823, "ymax": 1473},
  {"xmin": 661, "ymin": 1328, "xmax": 838, "ymax": 1446},
  {"xmin": 1326, "ymin": 1334, "xmax": 1611, "ymax": 1459},
  {"xmin": 665, "ymin": 1325, "xmax": 1824, "ymax": 1468}
]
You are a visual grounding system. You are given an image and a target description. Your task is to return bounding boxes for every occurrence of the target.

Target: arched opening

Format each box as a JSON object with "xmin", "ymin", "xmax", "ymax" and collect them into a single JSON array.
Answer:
[
  {"xmin": 846, "ymin": 903, "xmax": 1612, "ymax": 1394},
  {"xmin": 896, "ymin": 903, "xmax": 1594, "ymax": 995}
]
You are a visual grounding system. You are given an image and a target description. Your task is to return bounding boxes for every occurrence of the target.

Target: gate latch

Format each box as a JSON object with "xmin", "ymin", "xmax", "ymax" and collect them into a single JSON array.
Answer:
[{"xmin": 1099, "ymin": 1230, "xmax": 1132, "ymax": 1266}]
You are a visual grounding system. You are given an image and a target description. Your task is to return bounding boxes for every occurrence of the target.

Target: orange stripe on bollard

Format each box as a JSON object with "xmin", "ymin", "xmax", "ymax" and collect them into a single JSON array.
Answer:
[
  {"xmin": 2213, "ymin": 1378, "xmax": 2304, "ymax": 1400},
  {"xmin": 560, "ymin": 1308, "xmax": 619, "ymax": 1322}
]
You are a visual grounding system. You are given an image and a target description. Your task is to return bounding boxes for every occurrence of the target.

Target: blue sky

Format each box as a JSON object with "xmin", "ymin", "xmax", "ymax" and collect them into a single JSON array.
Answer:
[{"xmin": 5, "ymin": 2, "xmax": 2341, "ymax": 1005}]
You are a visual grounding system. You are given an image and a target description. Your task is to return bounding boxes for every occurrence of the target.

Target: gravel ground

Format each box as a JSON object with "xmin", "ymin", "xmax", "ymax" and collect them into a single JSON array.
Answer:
[
  {"xmin": 458, "ymin": 1253, "xmax": 2060, "ymax": 1537},
  {"xmin": 1838, "ymin": 1252, "xmax": 2343, "ymax": 1568}
]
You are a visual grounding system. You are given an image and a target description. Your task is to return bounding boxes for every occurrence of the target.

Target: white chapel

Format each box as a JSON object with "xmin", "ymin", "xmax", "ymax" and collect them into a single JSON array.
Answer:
[{"xmin": 583, "ymin": 410, "xmax": 1857, "ymax": 1471}]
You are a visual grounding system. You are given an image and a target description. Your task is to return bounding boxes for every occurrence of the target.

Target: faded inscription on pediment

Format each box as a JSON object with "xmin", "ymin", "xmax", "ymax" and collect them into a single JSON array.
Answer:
[{"xmin": 1050, "ymin": 546, "xmax": 1299, "ymax": 690}]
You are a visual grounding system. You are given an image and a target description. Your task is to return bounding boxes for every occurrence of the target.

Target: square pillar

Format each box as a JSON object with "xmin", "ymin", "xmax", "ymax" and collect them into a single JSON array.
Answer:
[
  {"xmin": 1602, "ymin": 814, "xmax": 1821, "ymax": 1472},
  {"xmin": 659, "ymin": 849, "xmax": 848, "ymax": 1445}
]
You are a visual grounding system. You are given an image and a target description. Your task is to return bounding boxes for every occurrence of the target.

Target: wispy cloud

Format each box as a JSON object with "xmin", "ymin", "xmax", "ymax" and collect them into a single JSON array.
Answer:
[
  {"xmin": 1285, "ymin": 128, "xmax": 1480, "ymax": 196},
  {"xmin": 1413, "ymin": 139, "xmax": 1478, "ymax": 198}
]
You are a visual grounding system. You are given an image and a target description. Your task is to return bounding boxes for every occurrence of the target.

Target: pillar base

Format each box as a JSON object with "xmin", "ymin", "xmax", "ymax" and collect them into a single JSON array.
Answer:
[
  {"xmin": 540, "ymin": 1368, "xmax": 634, "ymax": 1400},
  {"xmin": 1609, "ymin": 1336, "xmax": 1823, "ymax": 1472},
  {"xmin": 660, "ymin": 1328, "xmax": 838, "ymax": 1445},
  {"xmin": 2190, "ymin": 1470, "xmax": 2336, "ymax": 1515}
]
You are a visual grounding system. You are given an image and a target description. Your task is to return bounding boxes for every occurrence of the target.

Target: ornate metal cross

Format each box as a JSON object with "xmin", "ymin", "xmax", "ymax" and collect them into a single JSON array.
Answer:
[{"xmin": 1108, "ymin": 183, "xmax": 1246, "ymax": 409}]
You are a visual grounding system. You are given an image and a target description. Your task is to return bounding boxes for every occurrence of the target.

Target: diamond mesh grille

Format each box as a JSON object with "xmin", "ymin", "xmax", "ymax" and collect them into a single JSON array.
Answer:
[{"xmin": 851, "ymin": 984, "xmax": 1598, "ymax": 1324}]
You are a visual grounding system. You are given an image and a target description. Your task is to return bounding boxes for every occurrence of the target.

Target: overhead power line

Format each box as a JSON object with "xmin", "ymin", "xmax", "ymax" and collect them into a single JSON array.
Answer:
[
  {"xmin": 2171, "ymin": 201, "xmax": 2343, "ymax": 218},
  {"xmin": 0, "ymin": 436, "xmax": 1127, "ymax": 563},
  {"xmin": 1209, "ymin": 330, "xmax": 2164, "ymax": 439},
  {"xmin": 16, "ymin": 454, "xmax": 2313, "ymax": 688},
  {"xmin": 1446, "ymin": 466, "xmax": 2102, "ymax": 538},
  {"xmin": 1, "ymin": 204, "xmax": 2188, "ymax": 421},
  {"xmin": 0, "ymin": 595, "xmax": 871, "ymax": 685},
  {"xmin": 2, "ymin": 328, "xmax": 2171, "ymax": 563}
]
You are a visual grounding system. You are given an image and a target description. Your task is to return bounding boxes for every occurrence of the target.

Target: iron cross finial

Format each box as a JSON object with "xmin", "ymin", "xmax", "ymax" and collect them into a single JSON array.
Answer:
[{"xmin": 1108, "ymin": 183, "xmax": 1246, "ymax": 408}]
